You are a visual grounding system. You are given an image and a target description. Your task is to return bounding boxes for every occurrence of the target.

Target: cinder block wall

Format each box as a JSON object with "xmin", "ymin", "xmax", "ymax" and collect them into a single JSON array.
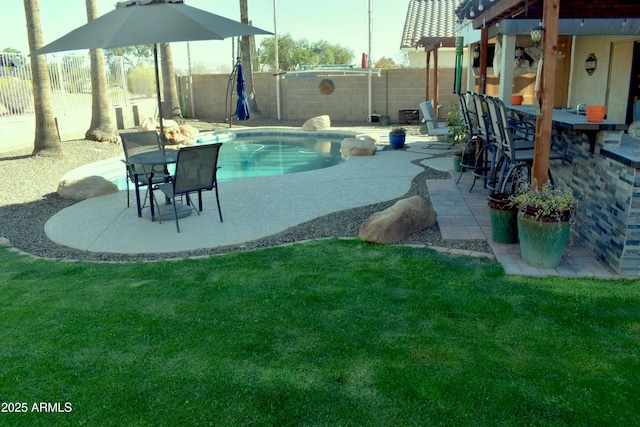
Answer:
[{"xmin": 180, "ymin": 68, "xmax": 467, "ymax": 124}]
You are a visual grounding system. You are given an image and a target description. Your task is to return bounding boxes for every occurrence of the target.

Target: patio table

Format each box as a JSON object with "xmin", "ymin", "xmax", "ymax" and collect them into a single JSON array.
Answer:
[{"xmin": 127, "ymin": 150, "xmax": 193, "ymax": 222}]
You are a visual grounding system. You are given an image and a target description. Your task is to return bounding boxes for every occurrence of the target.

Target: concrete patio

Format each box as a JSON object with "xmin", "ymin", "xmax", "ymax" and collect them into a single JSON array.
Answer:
[{"xmin": 44, "ymin": 134, "xmax": 621, "ymax": 278}]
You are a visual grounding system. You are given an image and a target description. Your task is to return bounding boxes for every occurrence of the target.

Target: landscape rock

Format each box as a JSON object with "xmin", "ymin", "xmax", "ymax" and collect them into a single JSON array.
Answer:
[
  {"xmin": 359, "ymin": 196, "xmax": 437, "ymax": 244},
  {"xmin": 302, "ymin": 115, "xmax": 331, "ymax": 131},
  {"xmin": 138, "ymin": 118, "xmax": 199, "ymax": 147},
  {"xmin": 180, "ymin": 124, "xmax": 199, "ymax": 139},
  {"xmin": 138, "ymin": 117, "xmax": 158, "ymax": 132},
  {"xmin": 57, "ymin": 176, "xmax": 119, "ymax": 200},
  {"xmin": 341, "ymin": 137, "xmax": 377, "ymax": 158}
]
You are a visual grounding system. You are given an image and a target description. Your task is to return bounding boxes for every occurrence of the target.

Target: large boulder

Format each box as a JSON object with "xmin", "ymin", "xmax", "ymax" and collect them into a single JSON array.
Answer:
[
  {"xmin": 138, "ymin": 118, "xmax": 199, "ymax": 147},
  {"xmin": 341, "ymin": 137, "xmax": 377, "ymax": 158},
  {"xmin": 180, "ymin": 124, "xmax": 199, "ymax": 139},
  {"xmin": 302, "ymin": 115, "xmax": 331, "ymax": 131},
  {"xmin": 359, "ymin": 196, "xmax": 437, "ymax": 244},
  {"xmin": 139, "ymin": 116, "xmax": 158, "ymax": 132},
  {"xmin": 57, "ymin": 176, "xmax": 119, "ymax": 200}
]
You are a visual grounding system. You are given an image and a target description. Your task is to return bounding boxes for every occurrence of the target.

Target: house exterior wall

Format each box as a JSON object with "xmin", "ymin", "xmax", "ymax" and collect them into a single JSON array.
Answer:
[{"xmin": 406, "ymin": 48, "xmax": 462, "ymax": 68}]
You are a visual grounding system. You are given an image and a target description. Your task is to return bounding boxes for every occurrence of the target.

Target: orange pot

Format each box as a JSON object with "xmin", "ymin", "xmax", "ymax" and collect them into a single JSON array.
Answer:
[
  {"xmin": 511, "ymin": 95, "xmax": 523, "ymax": 106},
  {"xmin": 586, "ymin": 105, "xmax": 606, "ymax": 122}
]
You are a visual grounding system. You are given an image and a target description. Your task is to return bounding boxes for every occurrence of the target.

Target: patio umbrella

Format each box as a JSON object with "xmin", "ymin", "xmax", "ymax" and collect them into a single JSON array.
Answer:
[
  {"xmin": 235, "ymin": 62, "xmax": 251, "ymax": 121},
  {"xmin": 31, "ymin": 0, "xmax": 271, "ymax": 146}
]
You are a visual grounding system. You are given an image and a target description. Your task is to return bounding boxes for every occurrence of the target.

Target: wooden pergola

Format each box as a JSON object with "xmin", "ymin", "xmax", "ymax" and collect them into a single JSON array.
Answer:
[
  {"xmin": 455, "ymin": 0, "xmax": 640, "ymax": 188},
  {"xmin": 418, "ymin": 37, "xmax": 456, "ymax": 118}
]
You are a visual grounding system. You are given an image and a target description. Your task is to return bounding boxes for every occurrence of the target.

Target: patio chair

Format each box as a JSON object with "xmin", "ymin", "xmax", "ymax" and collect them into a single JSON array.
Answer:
[
  {"xmin": 121, "ymin": 131, "xmax": 168, "ymax": 217},
  {"xmin": 490, "ymin": 97, "xmax": 564, "ymax": 194},
  {"xmin": 419, "ymin": 101, "xmax": 449, "ymax": 138},
  {"xmin": 460, "ymin": 93, "xmax": 495, "ymax": 190},
  {"xmin": 152, "ymin": 143, "xmax": 223, "ymax": 232}
]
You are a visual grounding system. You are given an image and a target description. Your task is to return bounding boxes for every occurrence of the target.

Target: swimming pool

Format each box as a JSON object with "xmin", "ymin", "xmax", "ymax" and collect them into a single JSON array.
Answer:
[
  {"xmin": 195, "ymin": 130, "xmax": 346, "ymax": 181},
  {"xmin": 62, "ymin": 128, "xmax": 356, "ymax": 190}
]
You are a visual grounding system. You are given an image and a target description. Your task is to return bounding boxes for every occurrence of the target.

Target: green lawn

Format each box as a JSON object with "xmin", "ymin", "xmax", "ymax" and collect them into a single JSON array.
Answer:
[{"xmin": 1, "ymin": 239, "xmax": 639, "ymax": 426}]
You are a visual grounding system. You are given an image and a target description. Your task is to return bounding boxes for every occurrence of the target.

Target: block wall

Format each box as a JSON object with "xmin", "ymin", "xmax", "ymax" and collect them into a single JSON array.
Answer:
[{"xmin": 180, "ymin": 68, "xmax": 467, "ymax": 124}]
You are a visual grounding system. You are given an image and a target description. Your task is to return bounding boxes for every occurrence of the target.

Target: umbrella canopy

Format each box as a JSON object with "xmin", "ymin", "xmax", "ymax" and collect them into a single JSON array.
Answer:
[
  {"xmin": 31, "ymin": 0, "xmax": 271, "ymax": 148},
  {"xmin": 31, "ymin": 1, "xmax": 271, "ymax": 55},
  {"xmin": 235, "ymin": 63, "xmax": 251, "ymax": 121}
]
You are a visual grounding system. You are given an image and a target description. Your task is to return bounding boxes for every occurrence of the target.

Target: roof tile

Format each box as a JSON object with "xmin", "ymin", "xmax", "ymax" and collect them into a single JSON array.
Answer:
[{"xmin": 401, "ymin": 0, "xmax": 463, "ymax": 48}]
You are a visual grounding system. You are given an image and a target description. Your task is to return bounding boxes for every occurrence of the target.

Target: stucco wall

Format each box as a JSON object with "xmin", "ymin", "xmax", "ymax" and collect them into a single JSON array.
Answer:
[{"xmin": 569, "ymin": 35, "xmax": 638, "ymax": 116}]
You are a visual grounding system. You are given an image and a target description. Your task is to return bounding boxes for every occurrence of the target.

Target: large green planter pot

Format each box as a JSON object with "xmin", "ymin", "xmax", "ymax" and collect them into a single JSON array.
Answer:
[
  {"xmin": 517, "ymin": 212, "xmax": 571, "ymax": 268},
  {"xmin": 461, "ymin": 149, "xmax": 476, "ymax": 172},
  {"xmin": 453, "ymin": 154, "xmax": 462, "ymax": 172},
  {"xmin": 488, "ymin": 193, "xmax": 518, "ymax": 244}
]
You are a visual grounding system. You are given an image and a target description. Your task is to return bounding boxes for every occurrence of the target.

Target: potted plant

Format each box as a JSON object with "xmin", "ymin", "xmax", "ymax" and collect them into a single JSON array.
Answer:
[
  {"xmin": 488, "ymin": 192, "xmax": 518, "ymax": 244},
  {"xmin": 510, "ymin": 180, "xmax": 577, "ymax": 268},
  {"xmin": 389, "ymin": 127, "xmax": 406, "ymax": 149},
  {"xmin": 446, "ymin": 104, "xmax": 468, "ymax": 146},
  {"xmin": 446, "ymin": 103, "xmax": 471, "ymax": 170}
]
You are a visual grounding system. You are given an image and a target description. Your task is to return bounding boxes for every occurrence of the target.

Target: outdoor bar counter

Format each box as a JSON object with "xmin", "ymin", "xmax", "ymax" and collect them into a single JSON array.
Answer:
[
  {"xmin": 507, "ymin": 104, "xmax": 628, "ymax": 153},
  {"xmin": 506, "ymin": 103, "xmax": 639, "ymax": 276}
]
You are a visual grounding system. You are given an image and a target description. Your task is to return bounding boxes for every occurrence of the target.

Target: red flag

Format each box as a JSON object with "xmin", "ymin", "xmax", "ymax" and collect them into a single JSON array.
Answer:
[{"xmin": 361, "ymin": 53, "xmax": 368, "ymax": 69}]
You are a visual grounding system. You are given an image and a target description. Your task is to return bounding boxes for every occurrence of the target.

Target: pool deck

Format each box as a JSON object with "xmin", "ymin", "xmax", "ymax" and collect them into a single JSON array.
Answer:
[{"xmin": 43, "ymin": 129, "xmax": 624, "ymax": 279}]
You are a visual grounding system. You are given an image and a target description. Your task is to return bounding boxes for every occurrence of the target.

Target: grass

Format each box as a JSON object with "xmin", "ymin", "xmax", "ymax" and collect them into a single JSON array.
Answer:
[{"xmin": 1, "ymin": 239, "xmax": 639, "ymax": 426}]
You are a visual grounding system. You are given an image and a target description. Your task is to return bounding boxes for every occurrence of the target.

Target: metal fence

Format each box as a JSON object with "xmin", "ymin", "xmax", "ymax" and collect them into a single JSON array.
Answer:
[{"xmin": 0, "ymin": 52, "xmax": 155, "ymax": 120}]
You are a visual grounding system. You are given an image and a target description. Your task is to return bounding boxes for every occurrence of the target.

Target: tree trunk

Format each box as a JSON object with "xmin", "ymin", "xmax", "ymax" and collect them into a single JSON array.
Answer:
[
  {"xmin": 85, "ymin": 0, "xmax": 117, "ymax": 142},
  {"xmin": 160, "ymin": 43, "xmax": 183, "ymax": 122},
  {"xmin": 23, "ymin": 0, "xmax": 63, "ymax": 157},
  {"xmin": 239, "ymin": 0, "xmax": 260, "ymax": 117}
]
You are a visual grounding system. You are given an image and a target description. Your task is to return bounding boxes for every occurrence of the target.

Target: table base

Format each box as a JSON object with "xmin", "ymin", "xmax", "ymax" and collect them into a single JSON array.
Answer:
[{"xmin": 144, "ymin": 202, "xmax": 194, "ymax": 222}]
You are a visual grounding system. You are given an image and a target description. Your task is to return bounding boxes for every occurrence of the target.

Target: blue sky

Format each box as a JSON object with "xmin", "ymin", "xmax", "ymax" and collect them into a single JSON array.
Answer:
[{"xmin": 2, "ymin": 0, "xmax": 409, "ymax": 71}]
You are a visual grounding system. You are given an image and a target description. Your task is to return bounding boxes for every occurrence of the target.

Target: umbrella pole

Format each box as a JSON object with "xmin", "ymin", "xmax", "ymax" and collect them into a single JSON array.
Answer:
[
  {"xmin": 226, "ymin": 60, "xmax": 239, "ymax": 128},
  {"xmin": 154, "ymin": 44, "xmax": 166, "ymax": 154}
]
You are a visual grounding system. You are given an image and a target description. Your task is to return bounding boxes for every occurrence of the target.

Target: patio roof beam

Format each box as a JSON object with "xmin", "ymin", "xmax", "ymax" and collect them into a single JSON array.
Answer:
[{"xmin": 459, "ymin": 0, "xmax": 640, "ymax": 29}]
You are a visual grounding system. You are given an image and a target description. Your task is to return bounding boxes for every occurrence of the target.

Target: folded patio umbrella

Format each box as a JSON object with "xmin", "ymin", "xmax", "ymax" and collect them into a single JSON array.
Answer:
[
  {"xmin": 235, "ymin": 62, "xmax": 251, "ymax": 121},
  {"xmin": 31, "ymin": 0, "xmax": 271, "ymax": 146}
]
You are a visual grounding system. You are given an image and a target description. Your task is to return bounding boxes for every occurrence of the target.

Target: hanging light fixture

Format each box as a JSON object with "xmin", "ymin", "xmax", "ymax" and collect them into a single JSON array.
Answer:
[
  {"xmin": 472, "ymin": 45, "xmax": 480, "ymax": 68},
  {"xmin": 530, "ymin": 23, "xmax": 544, "ymax": 48}
]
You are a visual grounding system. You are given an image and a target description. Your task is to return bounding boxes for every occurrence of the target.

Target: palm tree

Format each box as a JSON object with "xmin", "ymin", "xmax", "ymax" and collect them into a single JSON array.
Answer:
[
  {"xmin": 160, "ymin": 43, "xmax": 183, "ymax": 122},
  {"xmin": 239, "ymin": 0, "xmax": 260, "ymax": 116},
  {"xmin": 23, "ymin": 0, "xmax": 62, "ymax": 157},
  {"xmin": 85, "ymin": 0, "xmax": 117, "ymax": 142}
]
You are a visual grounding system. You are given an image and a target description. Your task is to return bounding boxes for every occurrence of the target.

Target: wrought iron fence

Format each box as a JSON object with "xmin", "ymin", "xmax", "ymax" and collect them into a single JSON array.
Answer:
[{"xmin": 0, "ymin": 52, "xmax": 155, "ymax": 120}]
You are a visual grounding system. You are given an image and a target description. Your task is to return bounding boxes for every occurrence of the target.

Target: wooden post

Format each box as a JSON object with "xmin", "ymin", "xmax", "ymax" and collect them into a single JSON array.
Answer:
[
  {"xmin": 425, "ymin": 50, "xmax": 431, "ymax": 102},
  {"xmin": 532, "ymin": 0, "xmax": 560, "ymax": 189},
  {"xmin": 434, "ymin": 47, "xmax": 439, "ymax": 117},
  {"xmin": 479, "ymin": 27, "xmax": 488, "ymax": 94}
]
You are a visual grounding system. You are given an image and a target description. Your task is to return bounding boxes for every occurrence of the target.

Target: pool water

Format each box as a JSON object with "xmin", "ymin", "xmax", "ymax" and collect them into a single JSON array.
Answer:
[
  {"xmin": 98, "ymin": 131, "xmax": 348, "ymax": 190},
  {"xmin": 196, "ymin": 132, "xmax": 345, "ymax": 181}
]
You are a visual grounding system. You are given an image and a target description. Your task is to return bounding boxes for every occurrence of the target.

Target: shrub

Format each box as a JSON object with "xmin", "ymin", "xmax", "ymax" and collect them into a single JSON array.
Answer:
[
  {"xmin": 446, "ymin": 103, "xmax": 468, "ymax": 145},
  {"xmin": 0, "ymin": 75, "xmax": 32, "ymax": 114},
  {"xmin": 127, "ymin": 66, "xmax": 157, "ymax": 98}
]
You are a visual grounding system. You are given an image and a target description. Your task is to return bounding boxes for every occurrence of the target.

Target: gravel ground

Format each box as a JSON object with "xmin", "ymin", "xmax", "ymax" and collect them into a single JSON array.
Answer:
[{"xmin": 0, "ymin": 118, "xmax": 491, "ymax": 262}]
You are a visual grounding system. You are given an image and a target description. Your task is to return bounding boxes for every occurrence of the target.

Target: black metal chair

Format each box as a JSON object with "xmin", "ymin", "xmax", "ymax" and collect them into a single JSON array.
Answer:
[
  {"xmin": 458, "ymin": 93, "xmax": 494, "ymax": 190},
  {"xmin": 455, "ymin": 92, "xmax": 481, "ymax": 183},
  {"xmin": 490, "ymin": 97, "xmax": 564, "ymax": 194},
  {"xmin": 121, "ymin": 131, "xmax": 168, "ymax": 217},
  {"xmin": 152, "ymin": 143, "xmax": 223, "ymax": 232}
]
